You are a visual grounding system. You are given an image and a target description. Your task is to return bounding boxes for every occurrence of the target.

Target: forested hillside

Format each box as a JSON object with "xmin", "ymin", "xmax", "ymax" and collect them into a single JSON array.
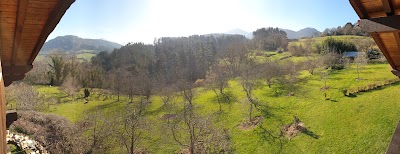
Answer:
[{"xmin": 40, "ymin": 35, "xmax": 122, "ymax": 54}]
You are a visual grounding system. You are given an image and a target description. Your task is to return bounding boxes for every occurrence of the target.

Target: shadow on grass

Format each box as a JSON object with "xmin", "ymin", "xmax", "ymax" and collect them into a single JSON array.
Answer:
[
  {"xmin": 301, "ymin": 129, "xmax": 319, "ymax": 139},
  {"xmin": 210, "ymin": 91, "xmax": 238, "ymax": 105},
  {"xmin": 256, "ymin": 125, "xmax": 284, "ymax": 153},
  {"xmin": 346, "ymin": 93, "xmax": 357, "ymax": 98},
  {"xmin": 86, "ymin": 100, "xmax": 120, "ymax": 113}
]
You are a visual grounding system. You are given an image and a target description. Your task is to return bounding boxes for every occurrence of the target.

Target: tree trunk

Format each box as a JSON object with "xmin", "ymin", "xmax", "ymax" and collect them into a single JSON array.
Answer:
[
  {"xmin": 357, "ymin": 65, "xmax": 360, "ymax": 80},
  {"xmin": 213, "ymin": 89, "xmax": 222, "ymax": 111},
  {"xmin": 249, "ymin": 103, "xmax": 253, "ymax": 122}
]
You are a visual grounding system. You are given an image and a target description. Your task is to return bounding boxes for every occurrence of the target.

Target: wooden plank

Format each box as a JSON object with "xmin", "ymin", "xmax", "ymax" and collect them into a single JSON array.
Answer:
[
  {"xmin": 28, "ymin": 1, "xmax": 57, "ymax": 9},
  {"xmin": 392, "ymin": 31, "xmax": 400, "ymax": 56},
  {"xmin": 371, "ymin": 32, "xmax": 397, "ymax": 69},
  {"xmin": 358, "ymin": 15, "xmax": 400, "ymax": 32},
  {"xmin": 382, "ymin": 0, "xmax": 395, "ymax": 16},
  {"xmin": 28, "ymin": 0, "xmax": 75, "ymax": 64},
  {"xmin": 12, "ymin": 0, "xmax": 29, "ymax": 66},
  {"xmin": 362, "ymin": 0, "xmax": 384, "ymax": 13},
  {"xmin": 2, "ymin": 65, "xmax": 32, "ymax": 75},
  {"xmin": 0, "ymin": 60, "xmax": 6, "ymax": 154},
  {"xmin": 387, "ymin": 121, "xmax": 400, "ymax": 153},
  {"xmin": 351, "ymin": 0, "xmax": 370, "ymax": 18},
  {"xmin": 3, "ymin": 74, "xmax": 25, "ymax": 86}
]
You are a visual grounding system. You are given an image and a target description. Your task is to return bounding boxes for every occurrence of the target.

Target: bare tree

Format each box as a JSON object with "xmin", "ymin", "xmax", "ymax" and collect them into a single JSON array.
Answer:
[
  {"xmin": 303, "ymin": 38, "xmax": 316, "ymax": 53},
  {"xmin": 206, "ymin": 65, "xmax": 230, "ymax": 111},
  {"xmin": 110, "ymin": 68, "xmax": 124, "ymax": 101},
  {"xmin": 354, "ymin": 52, "xmax": 368, "ymax": 81},
  {"xmin": 5, "ymin": 82, "xmax": 40, "ymax": 110},
  {"xmin": 302, "ymin": 58, "xmax": 320, "ymax": 75},
  {"xmin": 317, "ymin": 52, "xmax": 339, "ymax": 99},
  {"xmin": 170, "ymin": 80, "xmax": 231, "ymax": 154},
  {"xmin": 24, "ymin": 61, "xmax": 51, "ymax": 85},
  {"xmin": 218, "ymin": 42, "xmax": 249, "ymax": 76},
  {"xmin": 114, "ymin": 102, "xmax": 149, "ymax": 154},
  {"xmin": 60, "ymin": 76, "xmax": 81, "ymax": 100},
  {"xmin": 240, "ymin": 57, "xmax": 261, "ymax": 122},
  {"xmin": 79, "ymin": 110, "xmax": 114, "ymax": 153},
  {"xmin": 261, "ymin": 59, "xmax": 283, "ymax": 88}
]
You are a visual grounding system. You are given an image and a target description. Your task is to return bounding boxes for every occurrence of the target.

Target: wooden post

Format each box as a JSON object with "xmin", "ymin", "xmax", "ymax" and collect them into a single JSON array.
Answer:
[{"xmin": 0, "ymin": 60, "xmax": 6, "ymax": 154}]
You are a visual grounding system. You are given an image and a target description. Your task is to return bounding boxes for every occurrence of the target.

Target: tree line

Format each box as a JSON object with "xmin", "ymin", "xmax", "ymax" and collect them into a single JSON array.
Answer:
[{"xmin": 10, "ymin": 26, "xmax": 383, "ymax": 153}]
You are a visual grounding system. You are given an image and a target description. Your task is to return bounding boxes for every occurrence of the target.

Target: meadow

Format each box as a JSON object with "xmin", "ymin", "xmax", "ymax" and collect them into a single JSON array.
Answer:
[{"xmin": 31, "ymin": 49, "xmax": 400, "ymax": 153}]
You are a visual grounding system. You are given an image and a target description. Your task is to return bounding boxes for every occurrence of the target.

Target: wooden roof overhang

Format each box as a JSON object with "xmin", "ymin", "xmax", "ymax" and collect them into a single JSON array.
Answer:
[
  {"xmin": 0, "ymin": 0, "xmax": 75, "ymax": 86},
  {"xmin": 350, "ymin": 0, "xmax": 400, "ymax": 76}
]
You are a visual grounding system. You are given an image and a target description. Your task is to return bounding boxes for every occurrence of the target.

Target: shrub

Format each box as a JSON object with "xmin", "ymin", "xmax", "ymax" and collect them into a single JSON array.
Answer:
[{"xmin": 10, "ymin": 111, "xmax": 87, "ymax": 154}]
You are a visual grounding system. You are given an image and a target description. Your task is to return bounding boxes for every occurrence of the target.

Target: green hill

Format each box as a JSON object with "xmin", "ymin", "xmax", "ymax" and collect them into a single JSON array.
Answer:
[{"xmin": 40, "ymin": 35, "xmax": 122, "ymax": 54}]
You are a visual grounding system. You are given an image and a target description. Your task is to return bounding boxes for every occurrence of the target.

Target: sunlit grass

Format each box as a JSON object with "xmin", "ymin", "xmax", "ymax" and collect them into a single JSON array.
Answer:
[{"xmin": 37, "ymin": 63, "xmax": 400, "ymax": 153}]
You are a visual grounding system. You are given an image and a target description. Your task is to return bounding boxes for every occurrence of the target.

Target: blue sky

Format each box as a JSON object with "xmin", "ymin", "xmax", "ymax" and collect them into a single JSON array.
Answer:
[{"xmin": 48, "ymin": 0, "xmax": 359, "ymax": 44}]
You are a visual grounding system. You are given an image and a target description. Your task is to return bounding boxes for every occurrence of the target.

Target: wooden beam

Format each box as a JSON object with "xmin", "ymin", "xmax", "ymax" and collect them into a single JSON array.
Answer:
[
  {"xmin": 11, "ymin": 0, "xmax": 29, "ymax": 66},
  {"xmin": 2, "ymin": 65, "xmax": 32, "ymax": 75},
  {"xmin": 393, "ymin": 31, "xmax": 400, "ymax": 54},
  {"xmin": 359, "ymin": 16, "xmax": 400, "ymax": 33},
  {"xmin": 3, "ymin": 74, "xmax": 26, "ymax": 86},
  {"xmin": 0, "ymin": 60, "xmax": 6, "ymax": 154},
  {"xmin": 0, "ymin": 6, "xmax": 3, "ymax": 59},
  {"xmin": 382, "ymin": 0, "xmax": 395, "ymax": 16},
  {"xmin": 387, "ymin": 121, "xmax": 400, "ymax": 153},
  {"xmin": 371, "ymin": 32, "xmax": 396, "ymax": 69},
  {"xmin": 28, "ymin": 0, "xmax": 75, "ymax": 64},
  {"xmin": 350, "ymin": 0, "xmax": 369, "ymax": 19}
]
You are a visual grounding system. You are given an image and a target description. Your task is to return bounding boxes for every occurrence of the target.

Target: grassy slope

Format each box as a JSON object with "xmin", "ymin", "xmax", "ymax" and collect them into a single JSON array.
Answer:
[
  {"xmin": 34, "ymin": 50, "xmax": 96, "ymax": 62},
  {"xmin": 289, "ymin": 35, "xmax": 372, "ymax": 46},
  {"xmin": 35, "ymin": 60, "xmax": 400, "ymax": 153}
]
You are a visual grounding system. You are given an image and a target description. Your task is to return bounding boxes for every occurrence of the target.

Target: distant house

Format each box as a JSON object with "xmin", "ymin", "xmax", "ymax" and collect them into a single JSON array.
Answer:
[{"xmin": 343, "ymin": 51, "xmax": 359, "ymax": 59}]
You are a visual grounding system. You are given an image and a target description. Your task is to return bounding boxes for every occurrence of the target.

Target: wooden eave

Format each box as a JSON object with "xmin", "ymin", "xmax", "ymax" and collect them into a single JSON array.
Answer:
[
  {"xmin": 350, "ymin": 0, "xmax": 400, "ymax": 71},
  {"xmin": 0, "ymin": 0, "xmax": 75, "ymax": 86}
]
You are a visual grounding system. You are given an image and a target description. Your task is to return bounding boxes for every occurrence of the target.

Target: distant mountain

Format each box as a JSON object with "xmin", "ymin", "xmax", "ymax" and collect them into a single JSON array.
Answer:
[
  {"xmin": 281, "ymin": 28, "xmax": 321, "ymax": 39},
  {"xmin": 224, "ymin": 28, "xmax": 320, "ymax": 39},
  {"xmin": 225, "ymin": 29, "xmax": 253, "ymax": 39},
  {"xmin": 40, "ymin": 35, "xmax": 122, "ymax": 54}
]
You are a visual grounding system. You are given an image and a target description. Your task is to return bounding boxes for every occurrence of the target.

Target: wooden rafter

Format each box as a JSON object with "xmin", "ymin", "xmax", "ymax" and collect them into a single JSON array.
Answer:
[
  {"xmin": 28, "ymin": 0, "xmax": 75, "ymax": 64},
  {"xmin": 382, "ymin": 0, "xmax": 395, "ymax": 16},
  {"xmin": 371, "ymin": 33, "xmax": 396, "ymax": 69},
  {"xmin": 350, "ymin": 0, "xmax": 369, "ymax": 19},
  {"xmin": 358, "ymin": 15, "xmax": 400, "ymax": 33},
  {"xmin": 393, "ymin": 31, "xmax": 400, "ymax": 51},
  {"xmin": 2, "ymin": 65, "xmax": 32, "ymax": 75},
  {"xmin": 0, "ymin": 60, "xmax": 6, "ymax": 153},
  {"xmin": 11, "ymin": 0, "xmax": 29, "ymax": 66}
]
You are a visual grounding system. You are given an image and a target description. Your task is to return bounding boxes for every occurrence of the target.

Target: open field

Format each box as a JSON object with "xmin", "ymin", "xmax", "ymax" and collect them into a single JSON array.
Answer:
[
  {"xmin": 289, "ymin": 35, "xmax": 374, "ymax": 48},
  {"xmin": 32, "ymin": 60, "xmax": 400, "ymax": 153}
]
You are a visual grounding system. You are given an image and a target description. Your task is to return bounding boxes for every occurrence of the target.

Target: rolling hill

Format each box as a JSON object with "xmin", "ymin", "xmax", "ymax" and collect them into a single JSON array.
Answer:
[
  {"xmin": 40, "ymin": 35, "xmax": 122, "ymax": 54},
  {"xmin": 225, "ymin": 27, "xmax": 321, "ymax": 39},
  {"xmin": 282, "ymin": 27, "xmax": 321, "ymax": 39}
]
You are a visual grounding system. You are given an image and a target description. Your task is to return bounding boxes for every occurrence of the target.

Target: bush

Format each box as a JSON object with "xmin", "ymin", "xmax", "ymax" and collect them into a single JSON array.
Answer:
[
  {"xmin": 10, "ymin": 111, "xmax": 87, "ymax": 154},
  {"xmin": 318, "ymin": 37, "xmax": 357, "ymax": 54},
  {"xmin": 347, "ymin": 78, "xmax": 400, "ymax": 95}
]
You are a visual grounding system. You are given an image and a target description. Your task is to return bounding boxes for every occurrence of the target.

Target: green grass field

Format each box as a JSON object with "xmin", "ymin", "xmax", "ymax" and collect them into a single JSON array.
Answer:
[
  {"xmin": 76, "ymin": 52, "xmax": 96, "ymax": 61},
  {"xmin": 33, "ymin": 61, "xmax": 400, "ymax": 153},
  {"xmin": 289, "ymin": 35, "xmax": 373, "ymax": 47},
  {"xmin": 34, "ymin": 50, "xmax": 96, "ymax": 62}
]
